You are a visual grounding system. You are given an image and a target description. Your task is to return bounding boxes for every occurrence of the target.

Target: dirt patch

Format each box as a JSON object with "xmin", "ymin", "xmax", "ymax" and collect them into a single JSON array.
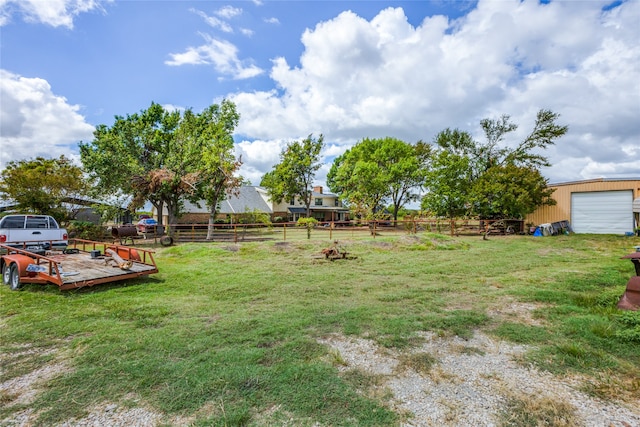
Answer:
[
  {"xmin": 318, "ymin": 331, "xmax": 640, "ymax": 426},
  {"xmin": 486, "ymin": 298, "xmax": 549, "ymax": 326}
]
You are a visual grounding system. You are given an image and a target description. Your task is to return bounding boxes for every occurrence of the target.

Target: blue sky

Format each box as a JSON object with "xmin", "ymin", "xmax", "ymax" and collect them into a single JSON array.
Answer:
[{"xmin": 1, "ymin": 0, "xmax": 639, "ymax": 190}]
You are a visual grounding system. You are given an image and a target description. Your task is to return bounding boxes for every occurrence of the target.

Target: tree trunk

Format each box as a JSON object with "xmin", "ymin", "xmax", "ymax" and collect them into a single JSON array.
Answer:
[
  {"xmin": 165, "ymin": 199, "xmax": 179, "ymax": 237},
  {"xmin": 152, "ymin": 201, "xmax": 164, "ymax": 225},
  {"xmin": 207, "ymin": 207, "xmax": 217, "ymax": 240}
]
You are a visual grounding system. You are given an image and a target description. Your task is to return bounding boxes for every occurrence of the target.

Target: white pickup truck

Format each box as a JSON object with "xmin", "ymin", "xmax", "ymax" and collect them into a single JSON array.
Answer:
[{"xmin": 0, "ymin": 214, "xmax": 68, "ymax": 251}]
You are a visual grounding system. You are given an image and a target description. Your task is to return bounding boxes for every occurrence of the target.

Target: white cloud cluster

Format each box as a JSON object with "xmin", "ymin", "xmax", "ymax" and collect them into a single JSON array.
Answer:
[
  {"xmin": 165, "ymin": 32, "xmax": 263, "ymax": 79},
  {"xmin": 0, "ymin": 0, "xmax": 105, "ymax": 28},
  {"xmin": 167, "ymin": 6, "xmax": 263, "ymax": 79},
  {"xmin": 165, "ymin": 33, "xmax": 264, "ymax": 79},
  {"xmin": 0, "ymin": 70, "xmax": 95, "ymax": 169},
  {"xmin": 232, "ymin": 1, "xmax": 640, "ymax": 184}
]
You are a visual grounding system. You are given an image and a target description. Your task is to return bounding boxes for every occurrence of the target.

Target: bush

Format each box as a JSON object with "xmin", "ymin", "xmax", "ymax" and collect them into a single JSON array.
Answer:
[
  {"xmin": 67, "ymin": 221, "xmax": 107, "ymax": 240},
  {"xmin": 297, "ymin": 217, "xmax": 318, "ymax": 239}
]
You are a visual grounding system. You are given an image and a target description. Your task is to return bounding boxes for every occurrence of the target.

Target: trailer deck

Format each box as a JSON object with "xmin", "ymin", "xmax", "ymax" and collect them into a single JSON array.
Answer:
[{"xmin": 1, "ymin": 239, "xmax": 158, "ymax": 290}]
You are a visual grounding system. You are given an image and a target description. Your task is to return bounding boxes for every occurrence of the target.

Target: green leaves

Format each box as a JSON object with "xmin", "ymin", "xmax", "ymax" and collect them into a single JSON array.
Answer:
[
  {"xmin": 327, "ymin": 137, "xmax": 428, "ymax": 219},
  {"xmin": 260, "ymin": 134, "xmax": 324, "ymax": 216},
  {"xmin": 424, "ymin": 109, "xmax": 567, "ymax": 220},
  {"xmin": 421, "ymin": 149, "xmax": 471, "ymax": 218},
  {"xmin": 0, "ymin": 155, "xmax": 89, "ymax": 222},
  {"xmin": 80, "ymin": 100, "xmax": 241, "ymax": 231}
]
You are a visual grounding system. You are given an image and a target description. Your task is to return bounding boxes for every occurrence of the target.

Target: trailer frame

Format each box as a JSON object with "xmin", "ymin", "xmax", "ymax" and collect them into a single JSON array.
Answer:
[{"xmin": 1, "ymin": 239, "xmax": 158, "ymax": 290}]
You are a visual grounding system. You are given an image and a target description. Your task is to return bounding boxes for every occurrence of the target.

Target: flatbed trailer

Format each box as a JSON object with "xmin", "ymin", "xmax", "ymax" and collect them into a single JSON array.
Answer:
[{"xmin": 1, "ymin": 239, "xmax": 158, "ymax": 290}]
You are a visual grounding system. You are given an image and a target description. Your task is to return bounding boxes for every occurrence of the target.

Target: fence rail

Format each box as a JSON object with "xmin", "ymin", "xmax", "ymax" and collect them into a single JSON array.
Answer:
[{"xmin": 142, "ymin": 219, "xmax": 525, "ymax": 243}]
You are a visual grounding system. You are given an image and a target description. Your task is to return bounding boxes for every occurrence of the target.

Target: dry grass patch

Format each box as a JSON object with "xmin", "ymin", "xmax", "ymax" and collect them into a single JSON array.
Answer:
[
  {"xmin": 578, "ymin": 370, "xmax": 640, "ymax": 405},
  {"xmin": 499, "ymin": 390, "xmax": 578, "ymax": 427},
  {"xmin": 487, "ymin": 297, "xmax": 550, "ymax": 327},
  {"xmin": 455, "ymin": 345, "xmax": 486, "ymax": 356},
  {"xmin": 397, "ymin": 352, "xmax": 438, "ymax": 376}
]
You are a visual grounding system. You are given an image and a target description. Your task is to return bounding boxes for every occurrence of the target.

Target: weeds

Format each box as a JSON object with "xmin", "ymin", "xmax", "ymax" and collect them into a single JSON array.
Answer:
[
  {"xmin": 499, "ymin": 391, "xmax": 578, "ymax": 426},
  {"xmin": 397, "ymin": 352, "xmax": 438, "ymax": 375}
]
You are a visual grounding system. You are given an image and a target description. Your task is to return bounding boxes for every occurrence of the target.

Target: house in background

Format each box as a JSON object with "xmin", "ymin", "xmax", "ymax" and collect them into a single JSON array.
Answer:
[
  {"xmin": 525, "ymin": 178, "xmax": 640, "ymax": 234},
  {"xmin": 158, "ymin": 186, "xmax": 350, "ymax": 224},
  {"xmin": 277, "ymin": 186, "xmax": 350, "ymax": 222},
  {"xmin": 167, "ymin": 186, "xmax": 273, "ymax": 224}
]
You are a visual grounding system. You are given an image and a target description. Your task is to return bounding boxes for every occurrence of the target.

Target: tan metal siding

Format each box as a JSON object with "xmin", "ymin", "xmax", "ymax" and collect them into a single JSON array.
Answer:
[{"xmin": 525, "ymin": 179, "xmax": 640, "ymax": 225}]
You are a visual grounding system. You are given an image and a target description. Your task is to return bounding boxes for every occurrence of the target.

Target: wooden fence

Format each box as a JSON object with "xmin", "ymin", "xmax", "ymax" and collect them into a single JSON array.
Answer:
[{"xmin": 141, "ymin": 219, "xmax": 525, "ymax": 243}]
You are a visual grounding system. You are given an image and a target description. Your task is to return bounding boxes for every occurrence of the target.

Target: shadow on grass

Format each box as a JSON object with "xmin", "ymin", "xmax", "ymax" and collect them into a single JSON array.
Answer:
[{"xmin": 14, "ymin": 276, "xmax": 166, "ymax": 296}]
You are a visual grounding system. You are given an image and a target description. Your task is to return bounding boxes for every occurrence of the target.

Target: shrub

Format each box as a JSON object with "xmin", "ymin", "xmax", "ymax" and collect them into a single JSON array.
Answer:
[
  {"xmin": 67, "ymin": 220, "xmax": 107, "ymax": 240},
  {"xmin": 297, "ymin": 217, "xmax": 318, "ymax": 239}
]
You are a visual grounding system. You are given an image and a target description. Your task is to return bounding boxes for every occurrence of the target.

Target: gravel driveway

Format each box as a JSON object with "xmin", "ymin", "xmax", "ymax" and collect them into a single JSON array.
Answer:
[{"xmin": 3, "ymin": 330, "xmax": 639, "ymax": 426}]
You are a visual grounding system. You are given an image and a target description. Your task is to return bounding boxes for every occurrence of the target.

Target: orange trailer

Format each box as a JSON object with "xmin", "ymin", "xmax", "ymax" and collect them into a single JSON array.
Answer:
[{"xmin": 1, "ymin": 239, "xmax": 158, "ymax": 291}]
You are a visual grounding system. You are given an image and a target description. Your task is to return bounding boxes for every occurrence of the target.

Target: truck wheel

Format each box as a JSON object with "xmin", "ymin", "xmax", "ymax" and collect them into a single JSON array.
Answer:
[
  {"xmin": 9, "ymin": 264, "xmax": 21, "ymax": 291},
  {"xmin": 2, "ymin": 263, "xmax": 11, "ymax": 285}
]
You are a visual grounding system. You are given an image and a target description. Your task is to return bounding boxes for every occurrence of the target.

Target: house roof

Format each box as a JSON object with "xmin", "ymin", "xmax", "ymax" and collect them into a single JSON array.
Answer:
[
  {"xmin": 220, "ymin": 186, "xmax": 272, "ymax": 214},
  {"xmin": 311, "ymin": 190, "xmax": 338, "ymax": 197},
  {"xmin": 182, "ymin": 186, "xmax": 273, "ymax": 215}
]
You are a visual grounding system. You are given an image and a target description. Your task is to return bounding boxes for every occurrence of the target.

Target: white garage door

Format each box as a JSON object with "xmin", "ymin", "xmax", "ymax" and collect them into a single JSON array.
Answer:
[{"xmin": 571, "ymin": 191, "xmax": 633, "ymax": 234}]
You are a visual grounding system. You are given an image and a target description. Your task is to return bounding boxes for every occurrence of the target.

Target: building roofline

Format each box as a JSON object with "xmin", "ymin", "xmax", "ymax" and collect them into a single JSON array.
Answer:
[{"xmin": 549, "ymin": 177, "xmax": 640, "ymax": 187}]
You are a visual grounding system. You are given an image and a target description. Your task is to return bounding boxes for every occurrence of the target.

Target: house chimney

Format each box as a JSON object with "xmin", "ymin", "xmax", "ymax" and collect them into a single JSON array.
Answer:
[{"xmin": 313, "ymin": 186, "xmax": 323, "ymax": 194}]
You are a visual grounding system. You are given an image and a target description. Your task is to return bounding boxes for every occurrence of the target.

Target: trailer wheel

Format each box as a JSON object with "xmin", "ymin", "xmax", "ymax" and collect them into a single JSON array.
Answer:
[
  {"xmin": 9, "ymin": 264, "xmax": 21, "ymax": 291},
  {"xmin": 2, "ymin": 263, "xmax": 11, "ymax": 285}
]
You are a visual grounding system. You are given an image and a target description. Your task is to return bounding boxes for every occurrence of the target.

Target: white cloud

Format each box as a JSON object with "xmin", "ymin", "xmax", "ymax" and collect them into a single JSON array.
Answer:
[
  {"xmin": 240, "ymin": 27, "xmax": 254, "ymax": 37},
  {"xmin": 191, "ymin": 8, "xmax": 233, "ymax": 33},
  {"xmin": 166, "ymin": 33, "xmax": 264, "ymax": 79},
  {"xmin": 264, "ymin": 17, "xmax": 280, "ymax": 25},
  {"xmin": 216, "ymin": 5, "xmax": 242, "ymax": 20},
  {"xmin": 235, "ymin": 138, "xmax": 346, "ymax": 186},
  {"xmin": 0, "ymin": 70, "xmax": 95, "ymax": 169},
  {"xmin": 191, "ymin": 6, "xmax": 242, "ymax": 34},
  {"xmin": 235, "ymin": 139, "xmax": 286, "ymax": 184},
  {"xmin": 0, "ymin": 0, "xmax": 106, "ymax": 28},
  {"xmin": 230, "ymin": 1, "xmax": 640, "ymax": 183}
]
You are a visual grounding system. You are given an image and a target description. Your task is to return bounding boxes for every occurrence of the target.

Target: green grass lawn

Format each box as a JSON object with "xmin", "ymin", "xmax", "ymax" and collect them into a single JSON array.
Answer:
[{"xmin": 1, "ymin": 233, "xmax": 639, "ymax": 425}]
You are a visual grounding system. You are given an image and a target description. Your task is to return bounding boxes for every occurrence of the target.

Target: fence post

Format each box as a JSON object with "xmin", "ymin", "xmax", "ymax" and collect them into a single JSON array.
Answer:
[
  {"xmin": 234, "ymin": 225, "xmax": 238, "ymax": 243},
  {"xmin": 283, "ymin": 223, "xmax": 287, "ymax": 241}
]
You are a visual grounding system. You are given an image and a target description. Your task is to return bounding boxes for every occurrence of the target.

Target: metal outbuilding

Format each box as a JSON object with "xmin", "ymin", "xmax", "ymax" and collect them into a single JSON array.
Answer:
[{"xmin": 525, "ymin": 178, "xmax": 640, "ymax": 234}]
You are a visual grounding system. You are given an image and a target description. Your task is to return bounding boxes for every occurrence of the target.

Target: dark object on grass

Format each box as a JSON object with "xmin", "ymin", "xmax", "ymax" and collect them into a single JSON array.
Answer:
[
  {"xmin": 321, "ymin": 241, "xmax": 349, "ymax": 260},
  {"xmin": 617, "ymin": 250, "xmax": 640, "ymax": 311}
]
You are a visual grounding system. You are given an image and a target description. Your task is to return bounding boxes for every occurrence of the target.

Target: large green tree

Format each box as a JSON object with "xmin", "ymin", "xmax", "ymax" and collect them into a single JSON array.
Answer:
[
  {"xmin": 327, "ymin": 137, "xmax": 430, "ymax": 220},
  {"xmin": 420, "ymin": 149, "xmax": 472, "ymax": 219},
  {"xmin": 181, "ymin": 101, "xmax": 242, "ymax": 239},
  {"xmin": 0, "ymin": 156, "xmax": 89, "ymax": 222},
  {"xmin": 260, "ymin": 134, "xmax": 324, "ymax": 217},
  {"xmin": 80, "ymin": 100, "xmax": 241, "ymax": 234},
  {"xmin": 80, "ymin": 102, "xmax": 181, "ymax": 225},
  {"xmin": 470, "ymin": 164, "xmax": 555, "ymax": 219},
  {"xmin": 422, "ymin": 109, "xmax": 567, "ymax": 220}
]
